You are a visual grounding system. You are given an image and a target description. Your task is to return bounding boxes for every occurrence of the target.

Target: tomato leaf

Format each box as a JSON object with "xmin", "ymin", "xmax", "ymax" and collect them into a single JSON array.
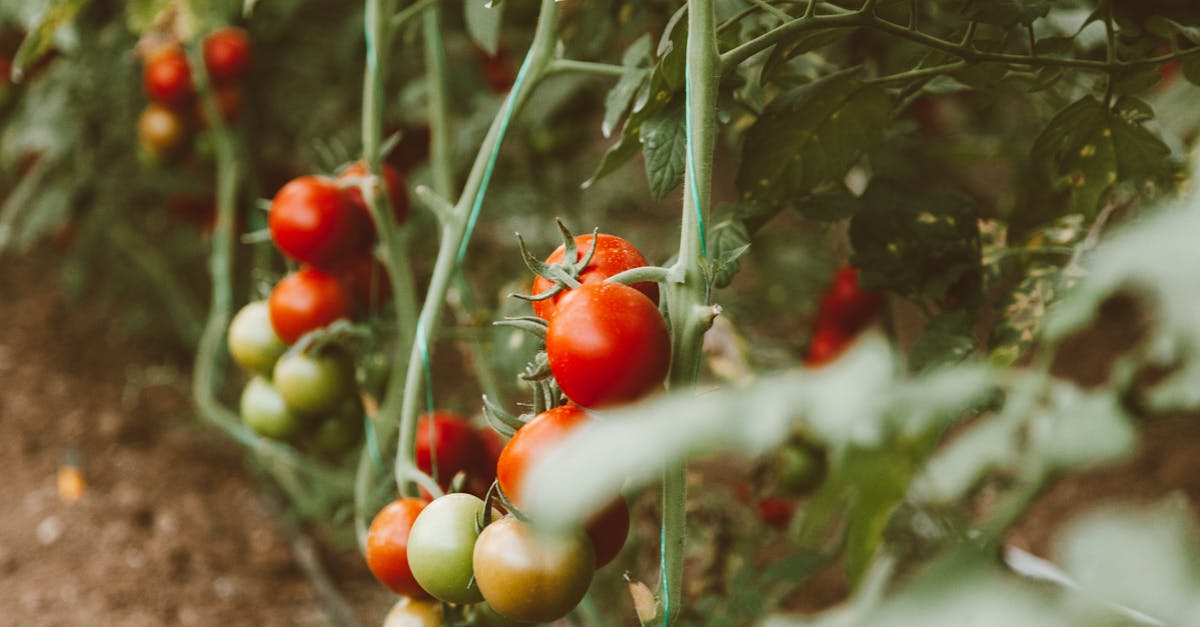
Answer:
[
  {"xmin": 909, "ymin": 311, "xmax": 977, "ymax": 373},
  {"xmin": 706, "ymin": 208, "xmax": 752, "ymax": 289},
  {"xmin": 850, "ymin": 179, "xmax": 982, "ymax": 307},
  {"xmin": 582, "ymin": 128, "xmax": 641, "ymax": 189},
  {"xmin": 463, "ymin": 0, "xmax": 504, "ymax": 57},
  {"xmin": 640, "ymin": 103, "xmax": 686, "ymax": 201},
  {"xmin": 736, "ymin": 71, "xmax": 893, "ymax": 205},
  {"xmin": 791, "ymin": 183, "xmax": 862, "ymax": 222},
  {"xmin": 1182, "ymin": 55, "xmax": 1200, "ymax": 87},
  {"xmin": 1031, "ymin": 96, "xmax": 1172, "ymax": 216},
  {"xmin": 12, "ymin": 0, "xmax": 90, "ymax": 77},
  {"xmin": 601, "ymin": 34, "xmax": 653, "ymax": 138}
]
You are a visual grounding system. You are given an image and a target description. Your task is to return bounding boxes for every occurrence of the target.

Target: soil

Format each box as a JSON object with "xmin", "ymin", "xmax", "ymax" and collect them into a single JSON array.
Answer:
[
  {"xmin": 0, "ymin": 248, "xmax": 392, "ymax": 627},
  {"xmin": 3, "ymin": 242, "xmax": 1200, "ymax": 627}
]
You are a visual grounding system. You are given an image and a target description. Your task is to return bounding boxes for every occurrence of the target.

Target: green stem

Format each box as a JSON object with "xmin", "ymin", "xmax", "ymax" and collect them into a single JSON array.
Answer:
[
  {"xmin": 423, "ymin": 7, "xmax": 454, "ymax": 199},
  {"xmin": 394, "ymin": 0, "xmax": 562, "ymax": 497},
  {"xmin": 655, "ymin": 0, "xmax": 720, "ymax": 623},
  {"xmin": 546, "ymin": 58, "xmax": 628, "ymax": 78},
  {"xmin": 392, "ymin": 0, "xmax": 440, "ymax": 29}
]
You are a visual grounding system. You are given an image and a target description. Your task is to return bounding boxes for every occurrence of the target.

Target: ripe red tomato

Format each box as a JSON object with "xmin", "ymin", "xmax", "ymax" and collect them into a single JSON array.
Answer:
[
  {"xmin": 545, "ymin": 282, "xmax": 671, "ymax": 407},
  {"xmin": 143, "ymin": 46, "xmax": 193, "ymax": 106},
  {"xmin": 814, "ymin": 266, "xmax": 882, "ymax": 333},
  {"xmin": 268, "ymin": 175, "xmax": 367, "ymax": 268},
  {"xmin": 496, "ymin": 404, "xmax": 629, "ymax": 568},
  {"xmin": 203, "ymin": 27, "xmax": 251, "ymax": 84},
  {"xmin": 138, "ymin": 102, "xmax": 190, "ymax": 157},
  {"xmin": 338, "ymin": 161, "xmax": 410, "ymax": 237},
  {"xmin": 366, "ymin": 497, "xmax": 430, "ymax": 598},
  {"xmin": 803, "ymin": 323, "xmax": 849, "ymax": 367},
  {"xmin": 268, "ymin": 267, "xmax": 354, "ymax": 345},
  {"xmin": 757, "ymin": 497, "xmax": 795, "ymax": 530},
  {"xmin": 330, "ymin": 252, "xmax": 391, "ymax": 315},
  {"xmin": 530, "ymin": 233, "xmax": 658, "ymax": 321},
  {"xmin": 472, "ymin": 517, "xmax": 594, "ymax": 623},
  {"xmin": 416, "ymin": 412, "xmax": 483, "ymax": 488}
]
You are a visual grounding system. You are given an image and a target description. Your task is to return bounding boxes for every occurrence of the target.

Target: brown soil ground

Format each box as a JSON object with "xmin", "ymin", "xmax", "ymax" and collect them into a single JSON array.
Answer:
[{"xmin": 0, "ymin": 248, "xmax": 393, "ymax": 627}]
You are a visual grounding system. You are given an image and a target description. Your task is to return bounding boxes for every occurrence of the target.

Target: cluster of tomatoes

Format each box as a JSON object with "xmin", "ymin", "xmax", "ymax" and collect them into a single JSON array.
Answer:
[
  {"xmin": 364, "ymin": 229, "xmax": 665, "ymax": 624},
  {"xmin": 137, "ymin": 27, "xmax": 250, "ymax": 159},
  {"xmin": 803, "ymin": 265, "xmax": 884, "ymax": 367}
]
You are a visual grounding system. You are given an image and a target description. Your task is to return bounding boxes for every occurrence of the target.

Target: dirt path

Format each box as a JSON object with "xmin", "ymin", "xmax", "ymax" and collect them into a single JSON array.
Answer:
[{"xmin": 0, "ymin": 248, "xmax": 390, "ymax": 626}]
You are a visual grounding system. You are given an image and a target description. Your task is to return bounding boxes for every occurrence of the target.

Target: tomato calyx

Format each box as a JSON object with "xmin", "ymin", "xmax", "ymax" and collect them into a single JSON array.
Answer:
[{"xmin": 512, "ymin": 220, "xmax": 598, "ymax": 305}]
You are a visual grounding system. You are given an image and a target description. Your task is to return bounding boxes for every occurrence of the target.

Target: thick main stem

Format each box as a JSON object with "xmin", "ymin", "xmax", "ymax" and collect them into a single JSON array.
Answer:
[
  {"xmin": 658, "ymin": 0, "xmax": 719, "ymax": 623},
  {"xmin": 393, "ymin": 0, "xmax": 562, "ymax": 496}
]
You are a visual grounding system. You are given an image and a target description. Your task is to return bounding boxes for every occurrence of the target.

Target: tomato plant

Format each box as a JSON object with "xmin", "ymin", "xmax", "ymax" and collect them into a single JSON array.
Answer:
[
  {"xmin": 227, "ymin": 300, "xmax": 286, "ymax": 375},
  {"xmin": 268, "ymin": 176, "xmax": 367, "ymax": 268},
  {"xmin": 366, "ymin": 497, "xmax": 430, "ymax": 598},
  {"xmin": 137, "ymin": 102, "xmax": 190, "ymax": 158},
  {"xmin": 496, "ymin": 404, "xmax": 629, "ymax": 568},
  {"xmin": 529, "ymin": 233, "xmax": 658, "ymax": 321},
  {"xmin": 473, "ymin": 517, "xmax": 594, "ymax": 624},
  {"xmin": 406, "ymin": 492, "xmax": 490, "ymax": 604},
  {"xmin": 268, "ymin": 267, "xmax": 354, "ymax": 345},
  {"xmin": 338, "ymin": 161, "xmax": 409, "ymax": 236},
  {"xmin": 202, "ymin": 27, "xmax": 251, "ymax": 84},
  {"xmin": 142, "ymin": 46, "xmax": 192, "ymax": 106},
  {"xmin": 272, "ymin": 349, "xmax": 355, "ymax": 415},
  {"xmin": 239, "ymin": 376, "xmax": 302, "ymax": 440},
  {"xmin": 382, "ymin": 596, "xmax": 443, "ymax": 627},
  {"xmin": 545, "ymin": 282, "xmax": 670, "ymax": 407},
  {"xmin": 415, "ymin": 411, "xmax": 483, "ymax": 488}
]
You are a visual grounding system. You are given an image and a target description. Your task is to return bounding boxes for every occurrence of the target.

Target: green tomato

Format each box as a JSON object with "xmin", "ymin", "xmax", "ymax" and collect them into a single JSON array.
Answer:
[
  {"xmin": 227, "ymin": 301, "xmax": 287, "ymax": 375},
  {"xmin": 272, "ymin": 350, "xmax": 354, "ymax": 415},
  {"xmin": 472, "ymin": 517, "xmax": 594, "ymax": 624},
  {"xmin": 239, "ymin": 376, "xmax": 302, "ymax": 439},
  {"xmin": 407, "ymin": 493, "xmax": 491, "ymax": 604},
  {"xmin": 309, "ymin": 397, "xmax": 363, "ymax": 456}
]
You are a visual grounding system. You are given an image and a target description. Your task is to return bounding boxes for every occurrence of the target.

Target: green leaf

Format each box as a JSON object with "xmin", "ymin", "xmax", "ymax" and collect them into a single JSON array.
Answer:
[
  {"xmin": 963, "ymin": 0, "xmax": 1050, "ymax": 26},
  {"xmin": 601, "ymin": 35, "xmax": 653, "ymax": 138},
  {"xmin": 850, "ymin": 179, "xmax": 982, "ymax": 307},
  {"xmin": 656, "ymin": 4, "xmax": 687, "ymax": 92},
  {"xmin": 760, "ymin": 28, "xmax": 855, "ymax": 84},
  {"xmin": 12, "ymin": 0, "xmax": 89, "ymax": 76},
  {"xmin": 791, "ymin": 183, "xmax": 862, "ymax": 222},
  {"xmin": 640, "ymin": 103, "xmax": 686, "ymax": 200},
  {"xmin": 909, "ymin": 311, "xmax": 977, "ymax": 372},
  {"xmin": 989, "ymin": 265, "xmax": 1066, "ymax": 367},
  {"xmin": 1032, "ymin": 96, "xmax": 1172, "ymax": 216},
  {"xmin": 706, "ymin": 209, "xmax": 752, "ymax": 289},
  {"xmin": 1111, "ymin": 66, "xmax": 1164, "ymax": 95},
  {"xmin": 1182, "ymin": 55, "xmax": 1200, "ymax": 87},
  {"xmin": 463, "ymin": 0, "xmax": 503, "ymax": 56},
  {"xmin": 582, "ymin": 127, "xmax": 641, "ymax": 189},
  {"xmin": 126, "ymin": 0, "xmax": 172, "ymax": 34},
  {"xmin": 1145, "ymin": 16, "xmax": 1200, "ymax": 45},
  {"xmin": 737, "ymin": 71, "xmax": 893, "ymax": 205}
]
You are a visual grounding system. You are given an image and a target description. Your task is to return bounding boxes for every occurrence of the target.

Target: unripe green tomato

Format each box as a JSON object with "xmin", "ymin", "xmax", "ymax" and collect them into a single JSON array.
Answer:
[
  {"xmin": 407, "ymin": 493, "xmax": 492, "ymax": 604},
  {"xmin": 309, "ymin": 397, "xmax": 363, "ymax": 456},
  {"xmin": 239, "ymin": 376, "xmax": 302, "ymax": 439},
  {"xmin": 473, "ymin": 517, "xmax": 595, "ymax": 624},
  {"xmin": 382, "ymin": 596, "xmax": 444, "ymax": 627},
  {"xmin": 272, "ymin": 350, "xmax": 354, "ymax": 415},
  {"xmin": 227, "ymin": 301, "xmax": 287, "ymax": 375},
  {"xmin": 776, "ymin": 441, "xmax": 827, "ymax": 495}
]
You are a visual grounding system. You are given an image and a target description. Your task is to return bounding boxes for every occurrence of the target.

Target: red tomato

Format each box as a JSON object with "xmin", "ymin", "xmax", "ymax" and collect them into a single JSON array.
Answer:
[
  {"xmin": 338, "ymin": 161, "xmax": 410, "ymax": 237},
  {"xmin": 143, "ymin": 46, "xmax": 193, "ymax": 106},
  {"xmin": 757, "ymin": 497, "xmax": 795, "ymax": 530},
  {"xmin": 545, "ymin": 282, "xmax": 670, "ymax": 407},
  {"xmin": 496, "ymin": 405, "xmax": 629, "ymax": 568},
  {"xmin": 531, "ymin": 234, "xmax": 658, "ymax": 321},
  {"xmin": 465, "ymin": 427, "xmax": 506, "ymax": 498},
  {"xmin": 330, "ymin": 252, "xmax": 391, "ymax": 315},
  {"xmin": 814, "ymin": 266, "xmax": 882, "ymax": 333},
  {"xmin": 416, "ymin": 412, "xmax": 483, "ymax": 488},
  {"xmin": 496, "ymin": 405, "xmax": 589, "ymax": 503},
  {"xmin": 366, "ymin": 497, "xmax": 430, "ymax": 598},
  {"xmin": 268, "ymin": 175, "xmax": 367, "ymax": 268},
  {"xmin": 804, "ymin": 323, "xmax": 849, "ymax": 368},
  {"xmin": 268, "ymin": 267, "xmax": 354, "ymax": 345},
  {"xmin": 203, "ymin": 27, "xmax": 251, "ymax": 84}
]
